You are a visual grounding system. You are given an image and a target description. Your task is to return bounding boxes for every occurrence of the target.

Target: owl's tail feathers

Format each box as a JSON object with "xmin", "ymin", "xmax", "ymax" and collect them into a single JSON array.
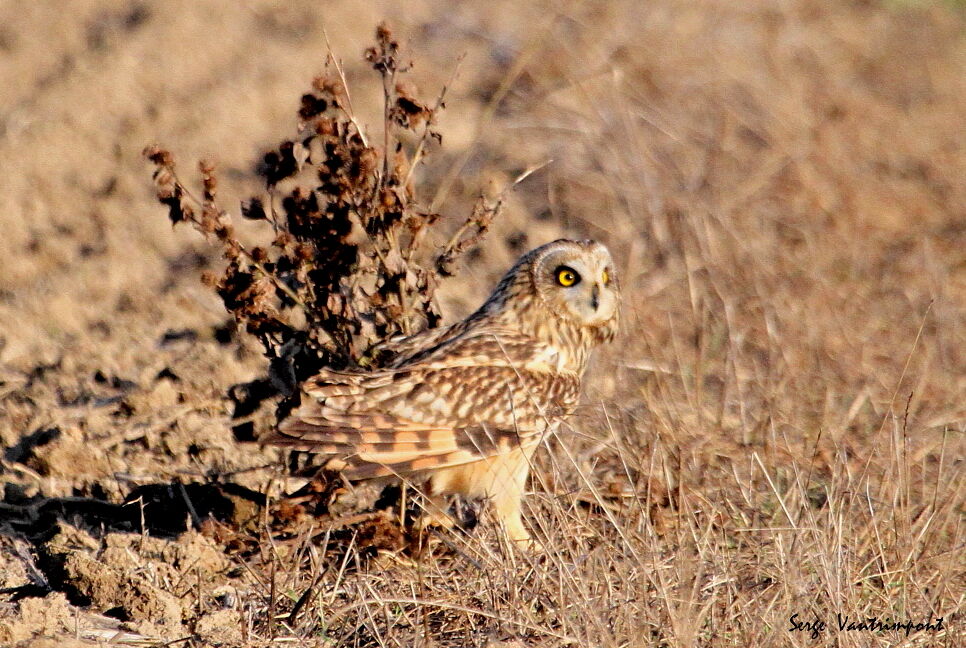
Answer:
[{"xmin": 262, "ymin": 422, "xmax": 479, "ymax": 480}]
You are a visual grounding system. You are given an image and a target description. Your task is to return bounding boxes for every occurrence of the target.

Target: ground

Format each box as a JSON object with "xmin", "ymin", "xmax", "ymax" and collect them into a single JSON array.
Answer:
[{"xmin": 0, "ymin": 1, "xmax": 963, "ymax": 646}]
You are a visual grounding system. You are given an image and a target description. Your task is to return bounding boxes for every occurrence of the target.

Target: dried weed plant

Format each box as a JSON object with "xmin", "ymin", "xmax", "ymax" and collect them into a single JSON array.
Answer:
[{"xmin": 144, "ymin": 25, "xmax": 496, "ymax": 441}]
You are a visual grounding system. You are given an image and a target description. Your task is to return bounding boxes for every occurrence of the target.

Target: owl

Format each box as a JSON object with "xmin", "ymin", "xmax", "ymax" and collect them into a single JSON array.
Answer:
[{"xmin": 263, "ymin": 239, "xmax": 619, "ymax": 547}]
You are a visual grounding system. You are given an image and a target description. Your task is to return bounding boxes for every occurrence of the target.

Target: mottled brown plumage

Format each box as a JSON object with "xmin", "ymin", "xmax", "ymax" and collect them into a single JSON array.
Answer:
[{"xmin": 262, "ymin": 239, "xmax": 619, "ymax": 546}]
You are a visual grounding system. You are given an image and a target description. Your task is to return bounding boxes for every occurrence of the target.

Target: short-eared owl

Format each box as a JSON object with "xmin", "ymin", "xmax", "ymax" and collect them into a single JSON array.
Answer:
[{"xmin": 263, "ymin": 239, "xmax": 619, "ymax": 546}]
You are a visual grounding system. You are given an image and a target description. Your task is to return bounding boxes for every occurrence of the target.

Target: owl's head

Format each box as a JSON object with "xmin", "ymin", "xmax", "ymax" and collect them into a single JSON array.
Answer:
[{"xmin": 525, "ymin": 239, "xmax": 620, "ymax": 332}]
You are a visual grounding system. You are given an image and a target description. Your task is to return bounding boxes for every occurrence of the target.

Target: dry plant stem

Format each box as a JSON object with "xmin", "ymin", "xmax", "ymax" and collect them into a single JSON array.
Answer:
[
  {"xmin": 381, "ymin": 62, "xmax": 396, "ymax": 191},
  {"xmin": 322, "ymin": 27, "xmax": 369, "ymax": 148},
  {"xmin": 860, "ymin": 303, "xmax": 933, "ymax": 496},
  {"xmin": 440, "ymin": 160, "xmax": 551, "ymax": 262},
  {"xmin": 328, "ymin": 597, "xmax": 579, "ymax": 643},
  {"xmin": 400, "ymin": 58, "xmax": 461, "ymax": 265},
  {"xmin": 402, "ymin": 54, "xmax": 465, "ymax": 192}
]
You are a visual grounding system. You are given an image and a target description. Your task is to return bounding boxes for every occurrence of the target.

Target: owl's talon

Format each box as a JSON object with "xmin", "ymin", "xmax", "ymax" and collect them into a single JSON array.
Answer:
[
  {"xmin": 414, "ymin": 493, "xmax": 456, "ymax": 533},
  {"xmin": 414, "ymin": 510, "xmax": 456, "ymax": 532},
  {"xmin": 510, "ymin": 535, "xmax": 544, "ymax": 554},
  {"xmin": 524, "ymin": 539, "xmax": 545, "ymax": 554}
]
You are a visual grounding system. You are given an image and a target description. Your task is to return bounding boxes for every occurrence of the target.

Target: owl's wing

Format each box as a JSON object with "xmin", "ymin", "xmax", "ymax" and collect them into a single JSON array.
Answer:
[
  {"xmin": 368, "ymin": 323, "xmax": 458, "ymax": 368},
  {"xmin": 262, "ymin": 337, "xmax": 579, "ymax": 479}
]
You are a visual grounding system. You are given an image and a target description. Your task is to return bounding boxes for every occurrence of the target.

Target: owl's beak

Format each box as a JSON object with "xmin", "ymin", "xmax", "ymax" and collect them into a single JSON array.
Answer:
[{"xmin": 590, "ymin": 284, "xmax": 600, "ymax": 311}]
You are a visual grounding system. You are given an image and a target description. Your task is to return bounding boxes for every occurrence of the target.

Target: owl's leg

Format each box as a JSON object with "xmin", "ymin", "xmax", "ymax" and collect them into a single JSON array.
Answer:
[
  {"xmin": 489, "ymin": 483, "xmax": 530, "ymax": 545},
  {"xmin": 423, "ymin": 446, "xmax": 542, "ymax": 550},
  {"xmin": 484, "ymin": 445, "xmax": 541, "ymax": 551}
]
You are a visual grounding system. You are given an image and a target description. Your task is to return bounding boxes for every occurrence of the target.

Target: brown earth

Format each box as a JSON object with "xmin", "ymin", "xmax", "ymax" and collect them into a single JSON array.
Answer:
[{"xmin": 1, "ymin": 1, "xmax": 964, "ymax": 646}]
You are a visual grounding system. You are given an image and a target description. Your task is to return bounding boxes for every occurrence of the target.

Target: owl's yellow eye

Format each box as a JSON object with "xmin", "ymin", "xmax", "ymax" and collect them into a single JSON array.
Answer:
[
  {"xmin": 602, "ymin": 269, "xmax": 610, "ymax": 285},
  {"xmin": 555, "ymin": 266, "xmax": 580, "ymax": 287}
]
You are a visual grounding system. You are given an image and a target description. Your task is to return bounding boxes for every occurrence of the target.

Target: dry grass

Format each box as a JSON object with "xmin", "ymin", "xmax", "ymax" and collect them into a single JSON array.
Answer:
[{"xmin": 0, "ymin": 1, "xmax": 963, "ymax": 647}]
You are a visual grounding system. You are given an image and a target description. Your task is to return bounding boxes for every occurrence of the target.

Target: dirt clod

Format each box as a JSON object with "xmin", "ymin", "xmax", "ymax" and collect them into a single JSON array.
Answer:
[{"xmin": 0, "ymin": 593, "xmax": 75, "ymax": 646}]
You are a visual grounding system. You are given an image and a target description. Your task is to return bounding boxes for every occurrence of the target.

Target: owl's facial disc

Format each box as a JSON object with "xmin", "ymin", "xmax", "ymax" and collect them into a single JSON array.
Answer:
[{"xmin": 540, "ymin": 244, "xmax": 618, "ymax": 327}]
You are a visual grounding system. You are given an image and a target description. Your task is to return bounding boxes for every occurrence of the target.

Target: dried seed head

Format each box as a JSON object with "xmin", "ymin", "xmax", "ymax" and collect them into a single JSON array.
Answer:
[
  {"xmin": 241, "ymin": 198, "xmax": 267, "ymax": 221},
  {"xmin": 391, "ymin": 82, "xmax": 431, "ymax": 129},
  {"xmin": 299, "ymin": 93, "xmax": 329, "ymax": 120},
  {"xmin": 295, "ymin": 243, "xmax": 314, "ymax": 261},
  {"xmin": 199, "ymin": 159, "xmax": 218, "ymax": 202},
  {"xmin": 143, "ymin": 144, "xmax": 174, "ymax": 167},
  {"xmin": 315, "ymin": 117, "xmax": 337, "ymax": 136},
  {"xmin": 366, "ymin": 22, "xmax": 400, "ymax": 73},
  {"xmin": 312, "ymin": 75, "xmax": 342, "ymax": 97},
  {"xmin": 274, "ymin": 230, "xmax": 294, "ymax": 249}
]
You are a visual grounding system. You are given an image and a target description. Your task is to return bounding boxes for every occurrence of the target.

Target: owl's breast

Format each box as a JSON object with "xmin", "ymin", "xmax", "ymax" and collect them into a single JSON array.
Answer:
[
  {"xmin": 546, "ymin": 371, "xmax": 581, "ymax": 419},
  {"xmin": 522, "ymin": 341, "xmax": 585, "ymax": 376}
]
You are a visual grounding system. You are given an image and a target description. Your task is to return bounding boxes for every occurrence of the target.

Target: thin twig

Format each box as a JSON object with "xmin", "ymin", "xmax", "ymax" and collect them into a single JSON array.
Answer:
[
  {"xmin": 322, "ymin": 27, "xmax": 369, "ymax": 147},
  {"xmin": 327, "ymin": 596, "xmax": 579, "ymax": 644},
  {"xmin": 402, "ymin": 53, "xmax": 465, "ymax": 191},
  {"xmin": 441, "ymin": 160, "xmax": 552, "ymax": 255}
]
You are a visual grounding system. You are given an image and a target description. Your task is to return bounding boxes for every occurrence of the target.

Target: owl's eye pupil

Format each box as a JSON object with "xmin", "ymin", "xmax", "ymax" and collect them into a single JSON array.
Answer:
[{"xmin": 555, "ymin": 266, "xmax": 580, "ymax": 287}]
